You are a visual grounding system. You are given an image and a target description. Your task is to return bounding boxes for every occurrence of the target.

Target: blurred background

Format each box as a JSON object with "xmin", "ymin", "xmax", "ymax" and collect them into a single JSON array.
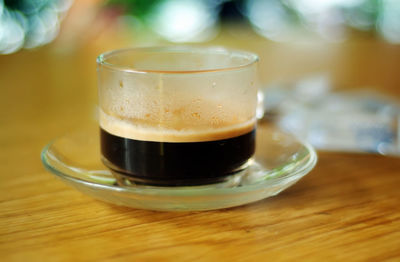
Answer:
[
  {"xmin": 1, "ymin": 0, "xmax": 399, "ymax": 154},
  {"xmin": 2, "ymin": 0, "xmax": 400, "ymax": 53}
]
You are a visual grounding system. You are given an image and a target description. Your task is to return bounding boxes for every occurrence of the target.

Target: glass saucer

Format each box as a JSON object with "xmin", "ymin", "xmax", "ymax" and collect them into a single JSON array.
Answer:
[{"xmin": 41, "ymin": 123, "xmax": 317, "ymax": 211}]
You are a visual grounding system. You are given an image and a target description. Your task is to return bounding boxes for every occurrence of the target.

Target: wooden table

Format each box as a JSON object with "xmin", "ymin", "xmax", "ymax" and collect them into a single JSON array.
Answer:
[{"xmin": 1, "ymin": 23, "xmax": 400, "ymax": 261}]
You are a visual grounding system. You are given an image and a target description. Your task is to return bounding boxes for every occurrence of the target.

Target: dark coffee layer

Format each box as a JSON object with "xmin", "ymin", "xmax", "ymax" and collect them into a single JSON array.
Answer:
[{"xmin": 100, "ymin": 128, "xmax": 256, "ymax": 186}]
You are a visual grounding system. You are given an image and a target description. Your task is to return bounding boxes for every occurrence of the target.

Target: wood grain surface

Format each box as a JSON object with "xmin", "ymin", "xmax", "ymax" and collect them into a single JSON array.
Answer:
[{"xmin": 1, "ymin": 21, "xmax": 400, "ymax": 261}]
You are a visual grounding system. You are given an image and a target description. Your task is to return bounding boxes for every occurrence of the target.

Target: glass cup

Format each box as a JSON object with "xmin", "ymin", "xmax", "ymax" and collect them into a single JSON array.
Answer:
[{"xmin": 97, "ymin": 47, "xmax": 259, "ymax": 186}]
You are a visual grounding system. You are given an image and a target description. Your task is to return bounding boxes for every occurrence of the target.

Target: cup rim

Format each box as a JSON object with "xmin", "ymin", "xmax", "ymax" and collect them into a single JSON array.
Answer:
[{"xmin": 96, "ymin": 46, "xmax": 259, "ymax": 74}]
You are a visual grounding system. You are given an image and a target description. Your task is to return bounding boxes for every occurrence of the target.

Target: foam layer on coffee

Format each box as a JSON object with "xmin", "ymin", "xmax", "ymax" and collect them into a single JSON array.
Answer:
[{"xmin": 100, "ymin": 109, "xmax": 256, "ymax": 142}]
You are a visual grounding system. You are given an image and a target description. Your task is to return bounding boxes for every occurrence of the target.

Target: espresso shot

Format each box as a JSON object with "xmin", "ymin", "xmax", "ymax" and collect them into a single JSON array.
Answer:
[
  {"xmin": 100, "ymin": 126, "xmax": 255, "ymax": 186},
  {"xmin": 97, "ymin": 47, "xmax": 259, "ymax": 186}
]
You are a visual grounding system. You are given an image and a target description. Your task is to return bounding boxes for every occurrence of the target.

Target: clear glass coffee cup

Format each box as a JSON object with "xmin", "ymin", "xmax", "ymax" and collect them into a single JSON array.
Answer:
[{"xmin": 97, "ymin": 47, "xmax": 259, "ymax": 186}]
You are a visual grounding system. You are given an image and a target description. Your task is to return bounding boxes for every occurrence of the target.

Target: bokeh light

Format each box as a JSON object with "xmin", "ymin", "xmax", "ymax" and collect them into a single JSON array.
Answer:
[
  {"xmin": 0, "ymin": 0, "xmax": 72, "ymax": 54},
  {"xmin": 244, "ymin": 0, "xmax": 400, "ymax": 43},
  {"xmin": 245, "ymin": 0, "xmax": 300, "ymax": 42},
  {"xmin": 378, "ymin": 0, "xmax": 400, "ymax": 43},
  {"xmin": 147, "ymin": 0, "xmax": 218, "ymax": 42}
]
